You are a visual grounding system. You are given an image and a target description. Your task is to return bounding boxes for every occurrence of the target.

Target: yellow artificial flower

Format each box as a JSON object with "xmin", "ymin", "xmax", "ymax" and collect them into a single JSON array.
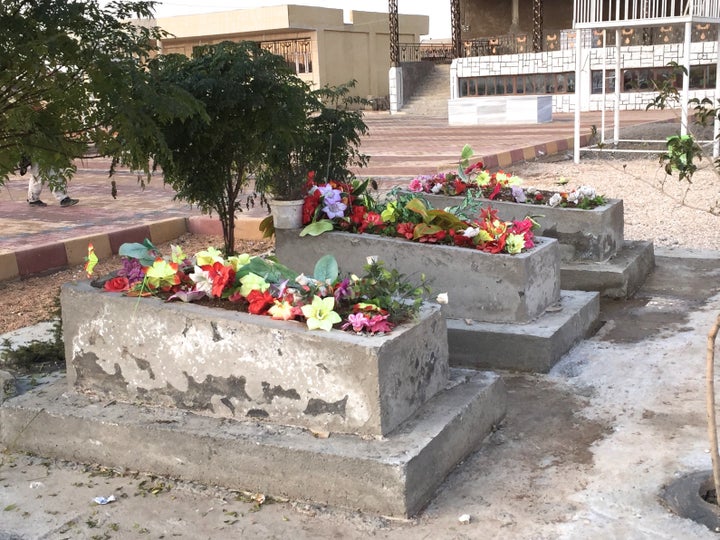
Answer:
[
  {"xmin": 227, "ymin": 253, "xmax": 253, "ymax": 272},
  {"xmin": 239, "ymin": 272, "xmax": 269, "ymax": 296},
  {"xmin": 301, "ymin": 296, "xmax": 341, "ymax": 331},
  {"xmin": 195, "ymin": 247, "xmax": 224, "ymax": 266},
  {"xmin": 505, "ymin": 233, "xmax": 526, "ymax": 254}
]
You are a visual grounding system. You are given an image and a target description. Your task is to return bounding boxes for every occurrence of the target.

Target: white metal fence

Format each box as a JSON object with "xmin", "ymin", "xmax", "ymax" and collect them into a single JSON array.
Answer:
[{"xmin": 574, "ymin": 0, "xmax": 720, "ymax": 26}]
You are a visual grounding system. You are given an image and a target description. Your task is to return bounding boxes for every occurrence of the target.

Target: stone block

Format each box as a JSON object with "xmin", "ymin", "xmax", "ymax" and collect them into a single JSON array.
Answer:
[
  {"xmin": 275, "ymin": 230, "xmax": 561, "ymax": 324},
  {"xmin": 61, "ymin": 281, "xmax": 449, "ymax": 437},
  {"xmin": 447, "ymin": 290, "xmax": 600, "ymax": 373}
]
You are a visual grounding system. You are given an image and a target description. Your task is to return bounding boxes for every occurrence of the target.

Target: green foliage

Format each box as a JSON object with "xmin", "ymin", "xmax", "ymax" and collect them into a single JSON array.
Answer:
[
  {"xmin": 0, "ymin": 0, "xmax": 201, "ymax": 187},
  {"xmin": 253, "ymin": 81, "xmax": 370, "ymax": 199},
  {"xmin": 154, "ymin": 41, "xmax": 311, "ymax": 254},
  {"xmin": 645, "ymin": 62, "xmax": 686, "ymax": 111},
  {"xmin": 355, "ymin": 259, "xmax": 431, "ymax": 324},
  {"xmin": 661, "ymin": 134, "xmax": 701, "ymax": 182},
  {"xmin": 1, "ymin": 301, "xmax": 64, "ymax": 371},
  {"xmin": 647, "ymin": 62, "xmax": 720, "ymax": 182}
]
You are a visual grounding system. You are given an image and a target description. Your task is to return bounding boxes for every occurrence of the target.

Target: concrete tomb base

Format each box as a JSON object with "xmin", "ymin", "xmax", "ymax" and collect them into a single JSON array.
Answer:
[
  {"xmin": 0, "ymin": 369, "xmax": 507, "ymax": 517},
  {"xmin": 560, "ymin": 240, "xmax": 655, "ymax": 299},
  {"xmin": 61, "ymin": 281, "xmax": 450, "ymax": 438},
  {"xmin": 447, "ymin": 290, "xmax": 600, "ymax": 373}
]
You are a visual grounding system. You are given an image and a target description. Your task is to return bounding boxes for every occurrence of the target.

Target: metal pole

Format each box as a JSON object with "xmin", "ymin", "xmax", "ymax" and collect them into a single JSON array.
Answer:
[
  {"xmin": 451, "ymin": 0, "xmax": 461, "ymax": 59},
  {"xmin": 532, "ymin": 0, "xmax": 544, "ymax": 52},
  {"xmin": 715, "ymin": 24, "xmax": 720, "ymax": 159},
  {"xmin": 601, "ymin": 30, "xmax": 606, "ymax": 145},
  {"xmin": 389, "ymin": 0, "xmax": 399, "ymax": 67}
]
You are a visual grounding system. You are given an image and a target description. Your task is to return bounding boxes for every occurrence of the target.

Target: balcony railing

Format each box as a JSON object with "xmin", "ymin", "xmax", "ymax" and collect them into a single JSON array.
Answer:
[
  {"xmin": 575, "ymin": 0, "xmax": 720, "ymax": 27},
  {"xmin": 259, "ymin": 38, "xmax": 312, "ymax": 74}
]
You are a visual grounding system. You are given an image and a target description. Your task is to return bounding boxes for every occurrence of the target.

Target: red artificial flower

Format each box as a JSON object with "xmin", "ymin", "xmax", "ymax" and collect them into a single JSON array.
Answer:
[
  {"xmin": 350, "ymin": 204, "xmax": 366, "ymax": 226},
  {"xmin": 453, "ymin": 179, "xmax": 467, "ymax": 195},
  {"xmin": 396, "ymin": 222, "xmax": 415, "ymax": 239},
  {"xmin": 488, "ymin": 183, "xmax": 502, "ymax": 200},
  {"xmin": 303, "ymin": 189, "xmax": 322, "ymax": 224},
  {"xmin": 246, "ymin": 289, "xmax": 275, "ymax": 315},
  {"xmin": 206, "ymin": 261, "xmax": 236, "ymax": 298},
  {"xmin": 464, "ymin": 161, "xmax": 484, "ymax": 174},
  {"xmin": 535, "ymin": 193, "xmax": 544, "ymax": 202},
  {"xmin": 360, "ymin": 211, "xmax": 384, "ymax": 233},
  {"xmin": 104, "ymin": 276, "xmax": 130, "ymax": 292}
]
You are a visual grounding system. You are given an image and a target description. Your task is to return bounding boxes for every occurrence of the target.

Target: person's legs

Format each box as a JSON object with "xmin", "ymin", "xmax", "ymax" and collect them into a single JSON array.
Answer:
[
  {"xmin": 27, "ymin": 163, "xmax": 47, "ymax": 206},
  {"xmin": 46, "ymin": 168, "xmax": 78, "ymax": 206}
]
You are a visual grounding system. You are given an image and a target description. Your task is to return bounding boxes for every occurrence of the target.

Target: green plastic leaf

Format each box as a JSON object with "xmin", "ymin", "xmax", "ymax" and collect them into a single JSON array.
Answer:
[
  {"xmin": 118, "ymin": 242, "xmax": 157, "ymax": 266},
  {"xmin": 300, "ymin": 220, "xmax": 335, "ymax": 236},
  {"xmin": 460, "ymin": 144, "xmax": 474, "ymax": 161},
  {"xmin": 413, "ymin": 223, "xmax": 444, "ymax": 239},
  {"xmin": 314, "ymin": 254, "xmax": 339, "ymax": 283},
  {"xmin": 259, "ymin": 215, "xmax": 275, "ymax": 238},
  {"xmin": 239, "ymin": 257, "xmax": 298, "ymax": 283},
  {"xmin": 404, "ymin": 197, "xmax": 430, "ymax": 220},
  {"xmin": 350, "ymin": 179, "xmax": 369, "ymax": 197}
]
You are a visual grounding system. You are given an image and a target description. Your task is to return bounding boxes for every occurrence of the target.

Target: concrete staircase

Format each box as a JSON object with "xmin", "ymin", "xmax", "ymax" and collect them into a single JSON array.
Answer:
[{"xmin": 402, "ymin": 64, "xmax": 451, "ymax": 118}]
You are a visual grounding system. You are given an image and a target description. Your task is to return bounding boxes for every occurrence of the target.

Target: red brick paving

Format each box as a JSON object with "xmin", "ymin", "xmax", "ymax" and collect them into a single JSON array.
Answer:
[{"xmin": 0, "ymin": 109, "xmax": 677, "ymax": 279}]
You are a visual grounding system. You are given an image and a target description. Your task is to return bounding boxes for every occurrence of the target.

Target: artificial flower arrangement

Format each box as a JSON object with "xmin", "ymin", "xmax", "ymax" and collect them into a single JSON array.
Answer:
[
  {"xmin": 407, "ymin": 145, "xmax": 607, "ymax": 210},
  {"xmin": 300, "ymin": 174, "xmax": 538, "ymax": 255},
  {"xmin": 96, "ymin": 239, "xmax": 431, "ymax": 335}
]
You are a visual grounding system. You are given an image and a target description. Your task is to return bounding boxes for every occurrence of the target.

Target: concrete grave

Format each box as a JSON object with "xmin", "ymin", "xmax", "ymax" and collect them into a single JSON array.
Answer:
[
  {"xmin": 276, "ymin": 230, "xmax": 599, "ymax": 372},
  {"xmin": 276, "ymin": 230, "xmax": 562, "ymax": 324},
  {"xmin": 61, "ymin": 281, "xmax": 449, "ymax": 438},
  {"xmin": 0, "ymin": 279, "xmax": 510, "ymax": 516},
  {"xmin": 411, "ymin": 193, "xmax": 653, "ymax": 297}
]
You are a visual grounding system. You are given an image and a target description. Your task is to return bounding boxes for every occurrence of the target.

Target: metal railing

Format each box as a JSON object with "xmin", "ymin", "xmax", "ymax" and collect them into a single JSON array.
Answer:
[
  {"xmin": 259, "ymin": 38, "xmax": 312, "ymax": 74},
  {"xmin": 399, "ymin": 43, "xmax": 454, "ymax": 63},
  {"xmin": 575, "ymin": 0, "xmax": 720, "ymax": 26}
]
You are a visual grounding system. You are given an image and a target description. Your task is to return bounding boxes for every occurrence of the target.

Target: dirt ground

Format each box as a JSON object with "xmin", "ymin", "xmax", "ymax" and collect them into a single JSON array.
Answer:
[{"xmin": 4, "ymin": 135, "xmax": 720, "ymax": 537}]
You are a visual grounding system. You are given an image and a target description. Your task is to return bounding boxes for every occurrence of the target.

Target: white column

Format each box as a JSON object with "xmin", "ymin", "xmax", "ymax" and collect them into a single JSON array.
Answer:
[
  {"xmin": 614, "ymin": 28, "xmax": 621, "ymax": 144},
  {"xmin": 681, "ymin": 21, "xmax": 692, "ymax": 136},
  {"xmin": 389, "ymin": 66, "xmax": 403, "ymax": 114},
  {"xmin": 574, "ymin": 28, "xmax": 582, "ymax": 163},
  {"xmin": 715, "ymin": 25, "xmax": 720, "ymax": 159},
  {"xmin": 510, "ymin": 0, "xmax": 520, "ymax": 31}
]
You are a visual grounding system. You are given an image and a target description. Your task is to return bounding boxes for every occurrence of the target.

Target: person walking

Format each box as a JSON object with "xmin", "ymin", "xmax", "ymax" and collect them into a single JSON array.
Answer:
[{"xmin": 26, "ymin": 161, "xmax": 79, "ymax": 207}]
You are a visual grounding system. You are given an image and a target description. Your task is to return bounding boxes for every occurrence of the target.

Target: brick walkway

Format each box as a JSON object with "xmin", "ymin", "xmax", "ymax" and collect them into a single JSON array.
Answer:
[{"xmin": 0, "ymin": 109, "xmax": 677, "ymax": 280}]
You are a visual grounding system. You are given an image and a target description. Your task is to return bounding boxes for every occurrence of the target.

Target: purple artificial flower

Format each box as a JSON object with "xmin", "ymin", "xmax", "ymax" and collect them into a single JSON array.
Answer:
[
  {"xmin": 511, "ymin": 186, "xmax": 526, "ymax": 203},
  {"xmin": 333, "ymin": 278, "xmax": 352, "ymax": 303},
  {"xmin": 322, "ymin": 200, "xmax": 347, "ymax": 219},
  {"xmin": 118, "ymin": 257, "xmax": 145, "ymax": 285}
]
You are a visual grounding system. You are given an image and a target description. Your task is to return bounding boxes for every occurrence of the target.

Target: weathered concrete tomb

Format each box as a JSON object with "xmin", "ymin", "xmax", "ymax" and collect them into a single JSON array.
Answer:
[
  {"xmin": 409, "ymin": 193, "xmax": 654, "ymax": 298},
  {"xmin": 0, "ymin": 281, "xmax": 507, "ymax": 517}
]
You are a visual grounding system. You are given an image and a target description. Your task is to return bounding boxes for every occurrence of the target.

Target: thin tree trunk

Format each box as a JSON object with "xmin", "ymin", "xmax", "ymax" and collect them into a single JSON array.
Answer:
[{"xmin": 707, "ymin": 312, "xmax": 720, "ymax": 503}]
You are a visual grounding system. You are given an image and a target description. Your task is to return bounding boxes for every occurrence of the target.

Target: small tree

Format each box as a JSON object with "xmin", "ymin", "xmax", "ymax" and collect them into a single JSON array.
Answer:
[
  {"xmin": 154, "ymin": 41, "xmax": 311, "ymax": 254},
  {"xmin": 0, "ymin": 0, "xmax": 200, "ymax": 187}
]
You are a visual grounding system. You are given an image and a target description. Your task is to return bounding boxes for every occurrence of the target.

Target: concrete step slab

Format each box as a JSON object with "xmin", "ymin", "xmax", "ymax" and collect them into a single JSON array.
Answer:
[
  {"xmin": 560, "ymin": 240, "xmax": 655, "ymax": 298},
  {"xmin": 0, "ymin": 369, "xmax": 507, "ymax": 518},
  {"xmin": 447, "ymin": 289, "xmax": 600, "ymax": 373}
]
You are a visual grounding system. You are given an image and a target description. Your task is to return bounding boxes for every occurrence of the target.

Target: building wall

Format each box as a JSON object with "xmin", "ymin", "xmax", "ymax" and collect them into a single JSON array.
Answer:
[
  {"xmin": 462, "ymin": 0, "xmax": 572, "ymax": 38},
  {"xmin": 452, "ymin": 35, "xmax": 719, "ymax": 112},
  {"xmin": 154, "ymin": 5, "xmax": 428, "ymax": 99}
]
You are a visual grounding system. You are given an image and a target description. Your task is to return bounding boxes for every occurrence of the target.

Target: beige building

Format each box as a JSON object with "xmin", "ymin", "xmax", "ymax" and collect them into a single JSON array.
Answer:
[{"xmin": 154, "ymin": 5, "xmax": 428, "ymax": 101}]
